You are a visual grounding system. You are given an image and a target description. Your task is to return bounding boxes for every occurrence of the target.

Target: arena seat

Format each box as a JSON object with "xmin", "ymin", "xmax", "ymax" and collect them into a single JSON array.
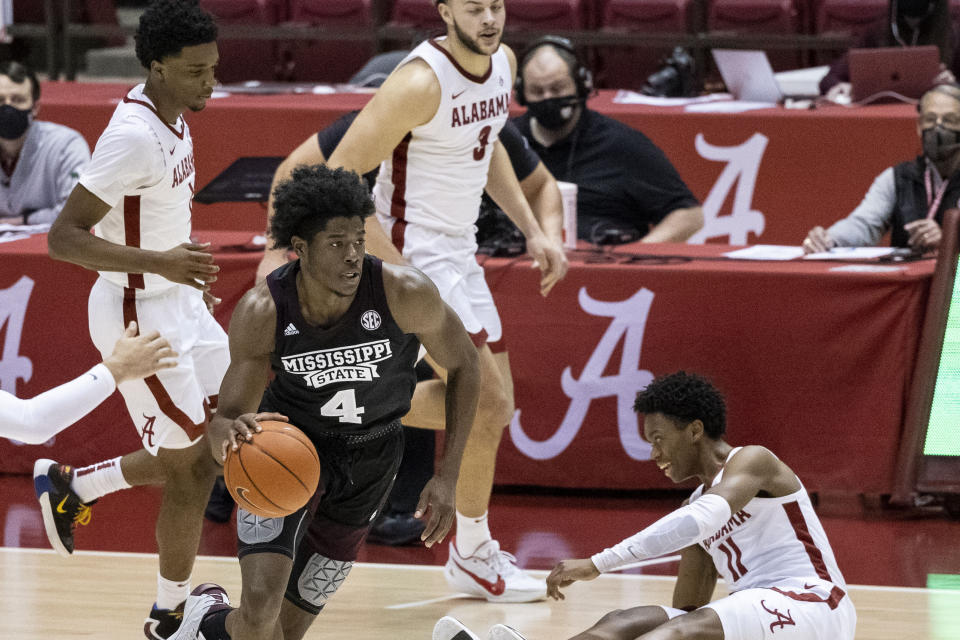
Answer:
[
  {"xmin": 508, "ymin": 0, "xmax": 586, "ymax": 29},
  {"xmin": 598, "ymin": 0, "xmax": 693, "ymax": 90},
  {"xmin": 199, "ymin": 0, "xmax": 286, "ymax": 82},
  {"xmin": 814, "ymin": 0, "xmax": 887, "ymax": 39},
  {"xmin": 707, "ymin": 0, "xmax": 803, "ymax": 69},
  {"xmin": 390, "ymin": 0, "xmax": 445, "ymax": 32},
  {"xmin": 286, "ymin": 0, "xmax": 375, "ymax": 82}
]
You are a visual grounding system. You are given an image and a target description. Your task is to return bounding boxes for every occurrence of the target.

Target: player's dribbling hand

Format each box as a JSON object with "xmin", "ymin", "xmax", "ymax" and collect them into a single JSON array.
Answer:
[
  {"xmin": 157, "ymin": 242, "xmax": 221, "ymax": 291},
  {"xmin": 526, "ymin": 234, "xmax": 568, "ymax": 297},
  {"xmin": 209, "ymin": 411, "xmax": 288, "ymax": 463},
  {"xmin": 414, "ymin": 474, "xmax": 456, "ymax": 548},
  {"xmin": 546, "ymin": 558, "xmax": 601, "ymax": 600}
]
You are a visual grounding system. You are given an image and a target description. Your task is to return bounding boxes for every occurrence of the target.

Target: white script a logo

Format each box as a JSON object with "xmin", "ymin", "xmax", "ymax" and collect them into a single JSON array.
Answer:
[
  {"xmin": 690, "ymin": 133, "xmax": 768, "ymax": 245},
  {"xmin": 0, "ymin": 276, "xmax": 34, "ymax": 395},
  {"xmin": 509, "ymin": 286, "xmax": 655, "ymax": 461}
]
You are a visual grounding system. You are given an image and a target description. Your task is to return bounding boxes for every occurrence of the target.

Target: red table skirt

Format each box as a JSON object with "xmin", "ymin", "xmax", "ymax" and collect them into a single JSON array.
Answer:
[{"xmin": 0, "ymin": 233, "xmax": 933, "ymax": 494}]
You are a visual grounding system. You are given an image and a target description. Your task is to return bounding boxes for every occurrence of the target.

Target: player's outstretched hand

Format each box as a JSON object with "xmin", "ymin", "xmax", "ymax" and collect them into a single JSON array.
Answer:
[
  {"xmin": 546, "ymin": 557, "xmax": 600, "ymax": 600},
  {"xmin": 414, "ymin": 474, "xmax": 457, "ymax": 548},
  {"xmin": 157, "ymin": 241, "xmax": 221, "ymax": 291},
  {"xmin": 208, "ymin": 411, "xmax": 289, "ymax": 464},
  {"xmin": 526, "ymin": 234, "xmax": 568, "ymax": 297},
  {"xmin": 103, "ymin": 321, "xmax": 178, "ymax": 384}
]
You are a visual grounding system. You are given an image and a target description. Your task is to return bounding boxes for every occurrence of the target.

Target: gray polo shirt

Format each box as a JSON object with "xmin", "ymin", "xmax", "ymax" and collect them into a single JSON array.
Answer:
[{"xmin": 0, "ymin": 120, "xmax": 90, "ymax": 225}]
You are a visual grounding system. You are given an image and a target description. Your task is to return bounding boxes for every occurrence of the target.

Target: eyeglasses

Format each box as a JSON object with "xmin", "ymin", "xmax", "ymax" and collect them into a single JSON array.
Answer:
[{"xmin": 919, "ymin": 114, "xmax": 960, "ymax": 129}]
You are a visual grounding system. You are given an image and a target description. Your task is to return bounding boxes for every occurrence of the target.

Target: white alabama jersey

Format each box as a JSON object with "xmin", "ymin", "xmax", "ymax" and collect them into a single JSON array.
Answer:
[
  {"xmin": 372, "ymin": 37, "xmax": 512, "ymax": 237},
  {"xmin": 80, "ymin": 84, "xmax": 196, "ymax": 293},
  {"xmin": 690, "ymin": 448, "xmax": 847, "ymax": 595}
]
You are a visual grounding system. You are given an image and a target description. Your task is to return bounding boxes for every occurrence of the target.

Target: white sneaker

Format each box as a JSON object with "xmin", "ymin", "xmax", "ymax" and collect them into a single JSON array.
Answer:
[
  {"xmin": 433, "ymin": 616, "xmax": 480, "ymax": 640},
  {"xmin": 169, "ymin": 583, "xmax": 230, "ymax": 640},
  {"xmin": 444, "ymin": 538, "xmax": 547, "ymax": 603},
  {"xmin": 488, "ymin": 624, "xmax": 527, "ymax": 640}
]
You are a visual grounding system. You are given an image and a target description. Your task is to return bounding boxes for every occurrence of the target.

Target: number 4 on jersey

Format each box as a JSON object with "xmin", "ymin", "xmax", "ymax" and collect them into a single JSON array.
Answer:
[{"xmin": 321, "ymin": 389, "xmax": 365, "ymax": 424}]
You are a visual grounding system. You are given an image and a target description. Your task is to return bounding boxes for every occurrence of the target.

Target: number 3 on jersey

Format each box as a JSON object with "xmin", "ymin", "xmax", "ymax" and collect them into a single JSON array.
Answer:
[
  {"xmin": 320, "ymin": 389, "xmax": 365, "ymax": 424},
  {"xmin": 473, "ymin": 125, "xmax": 492, "ymax": 161}
]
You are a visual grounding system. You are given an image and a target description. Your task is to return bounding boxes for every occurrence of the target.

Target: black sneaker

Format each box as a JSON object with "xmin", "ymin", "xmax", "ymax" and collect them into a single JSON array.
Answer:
[
  {"xmin": 33, "ymin": 458, "xmax": 94, "ymax": 556},
  {"xmin": 144, "ymin": 602, "xmax": 185, "ymax": 640},
  {"xmin": 366, "ymin": 511, "xmax": 426, "ymax": 546}
]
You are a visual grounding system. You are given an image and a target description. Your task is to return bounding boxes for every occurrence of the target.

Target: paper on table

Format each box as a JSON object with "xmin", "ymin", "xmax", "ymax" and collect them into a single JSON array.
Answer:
[
  {"xmin": 612, "ymin": 90, "xmax": 733, "ymax": 106},
  {"xmin": 685, "ymin": 100, "xmax": 777, "ymax": 113},
  {"xmin": 0, "ymin": 222, "xmax": 50, "ymax": 243},
  {"xmin": 803, "ymin": 247, "xmax": 897, "ymax": 260},
  {"xmin": 723, "ymin": 245, "xmax": 805, "ymax": 260}
]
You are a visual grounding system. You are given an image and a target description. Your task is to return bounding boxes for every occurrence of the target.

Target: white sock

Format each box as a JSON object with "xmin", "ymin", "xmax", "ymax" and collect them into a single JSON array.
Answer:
[
  {"xmin": 157, "ymin": 573, "xmax": 190, "ymax": 610},
  {"xmin": 70, "ymin": 457, "xmax": 131, "ymax": 503},
  {"xmin": 455, "ymin": 511, "xmax": 491, "ymax": 557}
]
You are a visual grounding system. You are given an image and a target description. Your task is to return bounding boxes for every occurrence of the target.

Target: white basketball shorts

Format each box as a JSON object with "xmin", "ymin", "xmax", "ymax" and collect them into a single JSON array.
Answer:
[
  {"xmin": 88, "ymin": 277, "xmax": 229, "ymax": 455},
  {"xmin": 685, "ymin": 583, "xmax": 857, "ymax": 640},
  {"xmin": 377, "ymin": 213, "xmax": 503, "ymax": 346}
]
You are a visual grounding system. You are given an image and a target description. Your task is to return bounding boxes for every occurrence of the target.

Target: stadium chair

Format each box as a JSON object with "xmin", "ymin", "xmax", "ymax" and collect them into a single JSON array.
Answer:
[
  {"xmin": 199, "ymin": 0, "xmax": 286, "ymax": 82},
  {"xmin": 814, "ymin": 0, "xmax": 887, "ymax": 39},
  {"xmin": 286, "ymin": 0, "xmax": 375, "ymax": 83},
  {"xmin": 508, "ymin": 0, "xmax": 586, "ymax": 29},
  {"xmin": 707, "ymin": 0, "xmax": 803, "ymax": 69},
  {"xmin": 390, "ymin": 0, "xmax": 445, "ymax": 33},
  {"xmin": 597, "ymin": 0, "xmax": 693, "ymax": 89}
]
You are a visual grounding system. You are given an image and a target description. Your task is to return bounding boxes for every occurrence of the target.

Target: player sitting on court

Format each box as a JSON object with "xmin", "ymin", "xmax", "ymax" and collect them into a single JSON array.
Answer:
[{"xmin": 434, "ymin": 371, "xmax": 857, "ymax": 640}]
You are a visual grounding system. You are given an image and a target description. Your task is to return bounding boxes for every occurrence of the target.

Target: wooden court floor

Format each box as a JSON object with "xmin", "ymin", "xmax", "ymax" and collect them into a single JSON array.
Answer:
[{"xmin": 1, "ymin": 547, "xmax": 957, "ymax": 640}]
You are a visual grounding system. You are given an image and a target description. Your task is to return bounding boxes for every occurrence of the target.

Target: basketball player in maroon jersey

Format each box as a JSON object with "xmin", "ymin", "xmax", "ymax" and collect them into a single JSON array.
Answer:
[
  {"xmin": 321, "ymin": 0, "xmax": 566, "ymax": 602},
  {"xmin": 169, "ymin": 163, "xmax": 481, "ymax": 640}
]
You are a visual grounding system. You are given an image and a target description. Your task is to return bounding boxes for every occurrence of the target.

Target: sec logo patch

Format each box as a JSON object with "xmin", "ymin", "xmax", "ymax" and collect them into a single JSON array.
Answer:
[{"xmin": 361, "ymin": 310, "xmax": 381, "ymax": 330}]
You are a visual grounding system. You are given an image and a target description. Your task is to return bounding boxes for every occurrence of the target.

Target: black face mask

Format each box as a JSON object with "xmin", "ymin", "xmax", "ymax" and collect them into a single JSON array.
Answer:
[
  {"xmin": 922, "ymin": 125, "xmax": 960, "ymax": 163},
  {"xmin": 0, "ymin": 104, "xmax": 32, "ymax": 140},
  {"xmin": 526, "ymin": 96, "xmax": 580, "ymax": 131}
]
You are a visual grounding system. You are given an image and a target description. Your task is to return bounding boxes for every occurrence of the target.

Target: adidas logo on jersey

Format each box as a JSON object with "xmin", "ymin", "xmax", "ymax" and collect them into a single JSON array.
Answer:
[{"xmin": 284, "ymin": 323, "xmax": 300, "ymax": 336}]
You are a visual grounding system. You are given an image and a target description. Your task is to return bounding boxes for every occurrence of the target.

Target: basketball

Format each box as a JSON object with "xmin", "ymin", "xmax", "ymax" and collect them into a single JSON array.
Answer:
[{"xmin": 223, "ymin": 420, "xmax": 321, "ymax": 518}]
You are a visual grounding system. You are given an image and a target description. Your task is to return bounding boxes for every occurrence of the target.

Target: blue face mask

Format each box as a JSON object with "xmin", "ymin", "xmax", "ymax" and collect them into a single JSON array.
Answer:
[{"xmin": 0, "ymin": 104, "xmax": 31, "ymax": 140}]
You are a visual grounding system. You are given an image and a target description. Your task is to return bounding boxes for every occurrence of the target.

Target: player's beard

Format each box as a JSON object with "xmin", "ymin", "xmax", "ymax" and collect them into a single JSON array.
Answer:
[{"xmin": 453, "ymin": 19, "xmax": 499, "ymax": 56}]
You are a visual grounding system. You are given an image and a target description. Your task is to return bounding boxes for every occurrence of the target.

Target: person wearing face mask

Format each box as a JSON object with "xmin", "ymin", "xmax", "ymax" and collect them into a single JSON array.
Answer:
[
  {"xmin": 0, "ymin": 60, "xmax": 90, "ymax": 226},
  {"xmin": 820, "ymin": 0, "xmax": 959, "ymax": 101},
  {"xmin": 803, "ymin": 83, "xmax": 960, "ymax": 254},
  {"xmin": 513, "ymin": 36, "xmax": 703, "ymax": 245}
]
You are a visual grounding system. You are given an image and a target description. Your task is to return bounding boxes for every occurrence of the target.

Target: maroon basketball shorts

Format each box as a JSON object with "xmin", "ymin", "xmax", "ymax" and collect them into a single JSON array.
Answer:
[{"xmin": 236, "ymin": 421, "xmax": 404, "ymax": 614}]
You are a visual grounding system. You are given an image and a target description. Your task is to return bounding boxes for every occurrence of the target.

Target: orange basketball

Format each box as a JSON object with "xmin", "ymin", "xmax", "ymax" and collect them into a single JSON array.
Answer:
[{"xmin": 223, "ymin": 420, "xmax": 321, "ymax": 518}]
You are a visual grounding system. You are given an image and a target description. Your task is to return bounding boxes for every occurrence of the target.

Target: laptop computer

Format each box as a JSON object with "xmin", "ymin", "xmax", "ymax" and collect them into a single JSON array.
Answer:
[
  {"xmin": 849, "ymin": 46, "xmax": 941, "ymax": 103},
  {"xmin": 193, "ymin": 156, "xmax": 284, "ymax": 204},
  {"xmin": 712, "ymin": 49, "xmax": 821, "ymax": 104}
]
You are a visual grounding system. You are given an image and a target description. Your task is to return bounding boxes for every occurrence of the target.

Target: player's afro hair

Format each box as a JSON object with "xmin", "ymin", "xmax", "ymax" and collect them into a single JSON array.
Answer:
[
  {"xmin": 270, "ymin": 164, "xmax": 374, "ymax": 249},
  {"xmin": 135, "ymin": 0, "xmax": 218, "ymax": 69},
  {"xmin": 634, "ymin": 371, "xmax": 727, "ymax": 439}
]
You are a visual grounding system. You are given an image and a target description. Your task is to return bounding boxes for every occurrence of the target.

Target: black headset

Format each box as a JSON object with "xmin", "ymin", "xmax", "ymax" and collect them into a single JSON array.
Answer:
[{"xmin": 514, "ymin": 35, "xmax": 593, "ymax": 106}]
